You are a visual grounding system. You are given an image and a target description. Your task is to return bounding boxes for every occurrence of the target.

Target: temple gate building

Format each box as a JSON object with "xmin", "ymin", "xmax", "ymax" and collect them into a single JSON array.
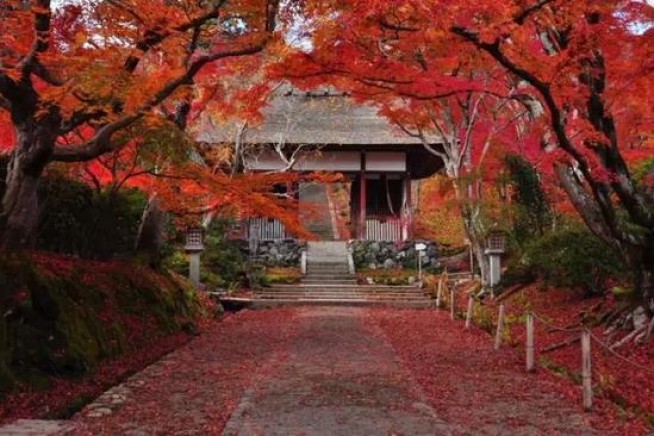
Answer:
[{"xmin": 197, "ymin": 86, "xmax": 444, "ymax": 242}]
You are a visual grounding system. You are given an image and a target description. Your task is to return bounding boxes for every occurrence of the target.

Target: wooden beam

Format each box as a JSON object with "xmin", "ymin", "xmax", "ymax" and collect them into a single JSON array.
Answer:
[{"xmin": 359, "ymin": 152, "xmax": 367, "ymax": 240}]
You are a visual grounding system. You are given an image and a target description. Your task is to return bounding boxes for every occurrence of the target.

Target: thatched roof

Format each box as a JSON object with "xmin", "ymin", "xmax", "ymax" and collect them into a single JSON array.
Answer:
[{"xmin": 195, "ymin": 85, "xmax": 442, "ymax": 146}]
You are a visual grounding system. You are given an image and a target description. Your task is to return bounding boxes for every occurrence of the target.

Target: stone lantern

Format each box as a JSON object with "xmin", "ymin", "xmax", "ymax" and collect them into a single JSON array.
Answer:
[
  {"xmin": 484, "ymin": 230, "xmax": 506, "ymax": 287},
  {"xmin": 185, "ymin": 227, "xmax": 205, "ymax": 286},
  {"xmin": 415, "ymin": 242, "xmax": 427, "ymax": 287}
]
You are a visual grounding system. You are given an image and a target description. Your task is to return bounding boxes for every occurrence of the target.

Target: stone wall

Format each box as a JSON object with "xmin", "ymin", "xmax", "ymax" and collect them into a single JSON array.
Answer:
[
  {"xmin": 244, "ymin": 239, "xmax": 305, "ymax": 268},
  {"xmin": 348, "ymin": 240, "xmax": 439, "ymax": 270}
]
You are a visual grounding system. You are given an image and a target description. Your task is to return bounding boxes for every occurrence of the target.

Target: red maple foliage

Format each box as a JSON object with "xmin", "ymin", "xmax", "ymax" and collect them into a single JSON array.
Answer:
[
  {"xmin": 439, "ymin": 282, "xmax": 654, "ymax": 432},
  {"xmin": 278, "ymin": 0, "xmax": 654, "ymax": 305}
]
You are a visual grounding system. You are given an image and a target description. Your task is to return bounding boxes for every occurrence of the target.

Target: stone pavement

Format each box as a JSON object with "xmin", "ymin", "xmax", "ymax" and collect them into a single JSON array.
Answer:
[
  {"xmin": 222, "ymin": 307, "xmax": 449, "ymax": 435},
  {"xmin": 0, "ymin": 307, "xmax": 614, "ymax": 435}
]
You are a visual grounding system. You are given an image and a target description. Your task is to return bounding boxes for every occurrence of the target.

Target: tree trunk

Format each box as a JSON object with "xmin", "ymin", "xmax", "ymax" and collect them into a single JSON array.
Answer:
[
  {"xmin": 1, "ymin": 132, "xmax": 53, "ymax": 248},
  {"xmin": 630, "ymin": 243, "xmax": 654, "ymax": 316},
  {"xmin": 2, "ymin": 167, "xmax": 41, "ymax": 248},
  {"xmin": 1, "ymin": 101, "xmax": 60, "ymax": 248},
  {"xmin": 135, "ymin": 196, "xmax": 166, "ymax": 268},
  {"xmin": 557, "ymin": 164, "xmax": 654, "ymax": 310},
  {"xmin": 460, "ymin": 205, "xmax": 490, "ymax": 286}
]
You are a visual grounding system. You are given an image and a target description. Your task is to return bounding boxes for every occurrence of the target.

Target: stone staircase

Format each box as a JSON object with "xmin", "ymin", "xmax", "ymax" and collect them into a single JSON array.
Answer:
[
  {"xmin": 253, "ymin": 241, "xmax": 432, "ymax": 308},
  {"xmin": 299, "ymin": 183, "xmax": 335, "ymax": 240}
]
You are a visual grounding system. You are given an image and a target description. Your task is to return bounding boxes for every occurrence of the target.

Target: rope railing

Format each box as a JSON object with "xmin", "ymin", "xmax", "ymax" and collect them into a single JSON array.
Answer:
[
  {"xmin": 530, "ymin": 311, "xmax": 584, "ymax": 334},
  {"xmin": 588, "ymin": 331, "xmax": 654, "ymax": 375},
  {"xmin": 431, "ymin": 277, "xmax": 654, "ymax": 413}
]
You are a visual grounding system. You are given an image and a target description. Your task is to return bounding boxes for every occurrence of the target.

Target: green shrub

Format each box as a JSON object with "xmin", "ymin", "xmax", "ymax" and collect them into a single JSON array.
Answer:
[
  {"xmin": 200, "ymin": 221, "xmax": 247, "ymax": 290},
  {"xmin": 36, "ymin": 176, "xmax": 146, "ymax": 260},
  {"xmin": 504, "ymin": 154, "xmax": 553, "ymax": 244},
  {"xmin": 265, "ymin": 267, "xmax": 301, "ymax": 285},
  {"xmin": 507, "ymin": 224, "xmax": 625, "ymax": 295},
  {"xmin": 163, "ymin": 219, "xmax": 248, "ymax": 290}
]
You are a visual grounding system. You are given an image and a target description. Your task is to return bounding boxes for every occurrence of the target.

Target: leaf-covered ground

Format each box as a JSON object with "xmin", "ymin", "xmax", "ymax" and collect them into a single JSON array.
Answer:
[
  {"xmin": 445, "ymin": 284, "xmax": 654, "ymax": 432},
  {"xmin": 70, "ymin": 308, "xmax": 299, "ymax": 435},
  {"xmin": 0, "ymin": 251, "xmax": 217, "ymax": 425},
  {"xmin": 367, "ymin": 307, "xmax": 643, "ymax": 435},
  {"xmin": 23, "ymin": 306, "xmax": 641, "ymax": 435}
]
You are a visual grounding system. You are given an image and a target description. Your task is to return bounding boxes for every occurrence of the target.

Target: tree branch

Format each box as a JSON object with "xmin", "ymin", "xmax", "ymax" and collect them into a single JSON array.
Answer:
[
  {"xmin": 514, "ymin": 0, "xmax": 557, "ymax": 24},
  {"xmin": 451, "ymin": 27, "xmax": 620, "ymax": 238},
  {"xmin": 52, "ymin": 43, "xmax": 266, "ymax": 162},
  {"xmin": 17, "ymin": 0, "xmax": 52, "ymax": 78}
]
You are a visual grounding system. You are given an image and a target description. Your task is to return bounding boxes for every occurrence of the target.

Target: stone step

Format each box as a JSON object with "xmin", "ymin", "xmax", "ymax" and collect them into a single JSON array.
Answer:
[
  {"xmin": 255, "ymin": 291, "xmax": 427, "ymax": 298},
  {"xmin": 301, "ymin": 280, "xmax": 358, "ymax": 285},
  {"xmin": 260, "ymin": 285, "xmax": 423, "ymax": 292},
  {"xmin": 267, "ymin": 284, "xmax": 420, "ymax": 290},
  {"xmin": 306, "ymin": 228, "xmax": 333, "ymax": 233},
  {"xmin": 307, "ymin": 262, "xmax": 350, "ymax": 268},
  {"xmin": 257, "ymin": 292, "xmax": 426, "ymax": 298},
  {"xmin": 303, "ymin": 273, "xmax": 354, "ymax": 279},
  {"xmin": 251, "ymin": 299, "xmax": 433, "ymax": 309},
  {"xmin": 306, "ymin": 265, "xmax": 349, "ymax": 270},
  {"xmin": 260, "ymin": 289, "xmax": 424, "ymax": 295},
  {"xmin": 306, "ymin": 261, "xmax": 348, "ymax": 266},
  {"xmin": 307, "ymin": 270, "xmax": 350, "ymax": 275}
]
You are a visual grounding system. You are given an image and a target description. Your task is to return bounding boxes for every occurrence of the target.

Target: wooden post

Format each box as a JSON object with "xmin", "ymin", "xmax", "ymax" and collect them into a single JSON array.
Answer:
[
  {"xmin": 465, "ymin": 295, "xmax": 474, "ymax": 329},
  {"xmin": 526, "ymin": 313, "xmax": 535, "ymax": 372},
  {"xmin": 359, "ymin": 154, "xmax": 366, "ymax": 240},
  {"xmin": 494, "ymin": 304, "xmax": 505, "ymax": 350},
  {"xmin": 436, "ymin": 276, "xmax": 443, "ymax": 308},
  {"xmin": 403, "ymin": 176, "xmax": 412, "ymax": 240},
  {"xmin": 581, "ymin": 330, "xmax": 592, "ymax": 411},
  {"xmin": 450, "ymin": 288, "xmax": 455, "ymax": 320}
]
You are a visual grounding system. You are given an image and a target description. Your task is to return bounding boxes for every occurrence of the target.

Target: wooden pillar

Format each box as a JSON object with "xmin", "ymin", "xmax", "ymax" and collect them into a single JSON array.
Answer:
[
  {"xmin": 403, "ymin": 176, "xmax": 412, "ymax": 240},
  {"xmin": 359, "ymin": 153, "xmax": 366, "ymax": 240}
]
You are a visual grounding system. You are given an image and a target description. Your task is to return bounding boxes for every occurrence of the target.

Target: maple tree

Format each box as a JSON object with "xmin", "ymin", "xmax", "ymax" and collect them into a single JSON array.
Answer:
[
  {"xmin": 275, "ymin": 10, "xmax": 536, "ymax": 287},
  {"xmin": 382, "ymin": 91, "xmax": 531, "ymax": 287},
  {"xmin": 0, "ymin": 0, "xmax": 281, "ymax": 248},
  {"xmin": 279, "ymin": 0, "xmax": 654, "ymax": 308}
]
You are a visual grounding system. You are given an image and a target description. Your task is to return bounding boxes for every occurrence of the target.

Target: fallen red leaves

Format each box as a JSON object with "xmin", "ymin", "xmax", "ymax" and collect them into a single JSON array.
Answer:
[
  {"xmin": 432, "ymin": 284, "xmax": 653, "ymax": 434},
  {"xmin": 0, "ymin": 331, "xmax": 192, "ymax": 424},
  {"xmin": 0, "ymin": 251, "xmax": 219, "ymax": 425},
  {"xmin": 69, "ymin": 308, "xmax": 298, "ymax": 435}
]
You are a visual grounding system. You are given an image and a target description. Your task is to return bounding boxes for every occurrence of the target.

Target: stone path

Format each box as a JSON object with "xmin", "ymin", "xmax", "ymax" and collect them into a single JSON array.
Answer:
[
  {"xmin": 0, "ymin": 307, "xmax": 619, "ymax": 435},
  {"xmin": 222, "ymin": 307, "xmax": 448, "ymax": 435}
]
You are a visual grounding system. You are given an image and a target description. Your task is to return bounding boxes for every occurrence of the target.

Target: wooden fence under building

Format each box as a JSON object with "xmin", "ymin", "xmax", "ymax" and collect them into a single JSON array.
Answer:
[
  {"xmin": 243, "ymin": 217, "xmax": 291, "ymax": 241},
  {"xmin": 364, "ymin": 216, "xmax": 403, "ymax": 242},
  {"xmin": 241, "ymin": 216, "xmax": 405, "ymax": 242}
]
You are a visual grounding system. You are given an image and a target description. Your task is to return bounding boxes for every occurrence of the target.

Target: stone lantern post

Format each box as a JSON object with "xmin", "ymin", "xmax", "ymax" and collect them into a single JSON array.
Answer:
[
  {"xmin": 484, "ymin": 230, "xmax": 506, "ymax": 287},
  {"xmin": 415, "ymin": 242, "xmax": 427, "ymax": 287},
  {"xmin": 185, "ymin": 227, "xmax": 205, "ymax": 286}
]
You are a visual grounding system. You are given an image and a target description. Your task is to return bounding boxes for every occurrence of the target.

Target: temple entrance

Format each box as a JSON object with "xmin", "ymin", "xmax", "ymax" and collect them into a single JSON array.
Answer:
[
  {"xmin": 298, "ymin": 181, "xmax": 352, "ymax": 241},
  {"xmin": 296, "ymin": 175, "xmax": 410, "ymax": 242}
]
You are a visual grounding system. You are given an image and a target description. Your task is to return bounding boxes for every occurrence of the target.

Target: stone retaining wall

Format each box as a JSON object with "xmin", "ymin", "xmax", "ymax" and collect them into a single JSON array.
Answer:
[
  {"xmin": 243, "ymin": 239, "xmax": 305, "ymax": 268},
  {"xmin": 348, "ymin": 240, "xmax": 439, "ymax": 270}
]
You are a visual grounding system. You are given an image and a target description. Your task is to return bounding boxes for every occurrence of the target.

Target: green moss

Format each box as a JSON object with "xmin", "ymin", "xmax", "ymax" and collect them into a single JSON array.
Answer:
[
  {"xmin": 0, "ymin": 252, "xmax": 207, "ymax": 398},
  {"xmin": 611, "ymin": 286, "xmax": 636, "ymax": 302}
]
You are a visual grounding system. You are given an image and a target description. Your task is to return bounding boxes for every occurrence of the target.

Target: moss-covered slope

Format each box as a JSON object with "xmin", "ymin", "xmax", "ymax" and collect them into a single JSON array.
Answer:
[{"xmin": 0, "ymin": 251, "xmax": 211, "ymax": 398}]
